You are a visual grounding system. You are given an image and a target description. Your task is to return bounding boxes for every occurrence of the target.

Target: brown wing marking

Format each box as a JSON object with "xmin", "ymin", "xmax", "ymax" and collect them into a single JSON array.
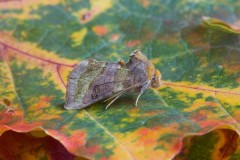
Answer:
[
  {"xmin": 64, "ymin": 60, "xmax": 89, "ymax": 110},
  {"xmin": 71, "ymin": 62, "xmax": 122, "ymax": 108},
  {"xmin": 64, "ymin": 60, "xmax": 105, "ymax": 110}
]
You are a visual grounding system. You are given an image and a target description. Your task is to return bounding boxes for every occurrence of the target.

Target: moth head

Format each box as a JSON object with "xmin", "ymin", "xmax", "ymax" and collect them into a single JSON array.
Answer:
[{"xmin": 151, "ymin": 69, "xmax": 162, "ymax": 88}]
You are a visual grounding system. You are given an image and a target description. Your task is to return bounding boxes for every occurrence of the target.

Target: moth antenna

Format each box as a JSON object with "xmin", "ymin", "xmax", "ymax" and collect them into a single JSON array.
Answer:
[
  {"xmin": 105, "ymin": 93, "xmax": 123, "ymax": 110},
  {"xmin": 104, "ymin": 82, "xmax": 143, "ymax": 102},
  {"xmin": 104, "ymin": 91, "xmax": 124, "ymax": 102}
]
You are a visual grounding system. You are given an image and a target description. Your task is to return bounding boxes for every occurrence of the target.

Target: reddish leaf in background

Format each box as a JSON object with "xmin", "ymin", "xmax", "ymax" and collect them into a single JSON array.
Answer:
[
  {"xmin": 0, "ymin": 130, "xmax": 87, "ymax": 160},
  {"xmin": 125, "ymin": 40, "xmax": 141, "ymax": 47},
  {"xmin": 92, "ymin": 25, "xmax": 109, "ymax": 36}
]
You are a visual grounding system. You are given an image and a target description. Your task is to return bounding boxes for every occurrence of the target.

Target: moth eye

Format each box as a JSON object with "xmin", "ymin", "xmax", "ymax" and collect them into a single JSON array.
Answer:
[{"xmin": 152, "ymin": 75, "xmax": 159, "ymax": 82}]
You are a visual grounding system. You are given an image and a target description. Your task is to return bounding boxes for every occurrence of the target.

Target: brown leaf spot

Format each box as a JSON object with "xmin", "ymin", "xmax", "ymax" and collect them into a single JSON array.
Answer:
[
  {"xmin": 81, "ymin": 12, "xmax": 91, "ymax": 21},
  {"xmin": 92, "ymin": 25, "xmax": 108, "ymax": 36},
  {"xmin": 3, "ymin": 98, "xmax": 11, "ymax": 106},
  {"xmin": 125, "ymin": 40, "xmax": 141, "ymax": 47}
]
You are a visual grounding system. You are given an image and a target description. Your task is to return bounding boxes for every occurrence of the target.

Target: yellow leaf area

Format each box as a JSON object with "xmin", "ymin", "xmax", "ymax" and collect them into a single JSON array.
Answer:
[
  {"xmin": 84, "ymin": 84, "xmax": 239, "ymax": 160},
  {"xmin": 1, "ymin": 33, "xmax": 78, "ymax": 90},
  {"xmin": 0, "ymin": 34, "xmax": 76, "ymax": 131},
  {"xmin": 162, "ymin": 81, "xmax": 240, "ymax": 128},
  {"xmin": 113, "ymin": 126, "xmax": 182, "ymax": 160},
  {"xmin": 70, "ymin": 28, "xmax": 88, "ymax": 47},
  {"xmin": 0, "ymin": 0, "xmax": 113, "ymax": 24},
  {"xmin": 0, "ymin": 0, "xmax": 61, "ymax": 19}
]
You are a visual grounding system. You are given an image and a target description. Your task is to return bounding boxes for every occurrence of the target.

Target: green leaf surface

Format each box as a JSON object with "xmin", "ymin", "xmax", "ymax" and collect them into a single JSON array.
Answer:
[{"xmin": 1, "ymin": 0, "xmax": 240, "ymax": 159}]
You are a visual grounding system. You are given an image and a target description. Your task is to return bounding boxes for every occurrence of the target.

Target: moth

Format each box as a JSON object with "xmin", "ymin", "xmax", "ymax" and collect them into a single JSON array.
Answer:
[{"xmin": 64, "ymin": 50, "xmax": 162, "ymax": 110}]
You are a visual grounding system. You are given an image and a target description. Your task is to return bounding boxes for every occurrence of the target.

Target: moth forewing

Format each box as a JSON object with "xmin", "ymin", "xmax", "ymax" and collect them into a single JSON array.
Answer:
[
  {"xmin": 64, "ymin": 60, "xmax": 89, "ymax": 110},
  {"xmin": 64, "ymin": 60, "xmax": 129, "ymax": 110}
]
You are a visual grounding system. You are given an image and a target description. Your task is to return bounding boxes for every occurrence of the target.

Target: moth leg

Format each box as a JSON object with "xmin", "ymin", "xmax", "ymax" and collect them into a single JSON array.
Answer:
[
  {"xmin": 104, "ymin": 82, "xmax": 145, "ymax": 109},
  {"xmin": 104, "ymin": 82, "xmax": 143, "ymax": 102},
  {"xmin": 135, "ymin": 80, "xmax": 151, "ymax": 106},
  {"xmin": 105, "ymin": 92, "xmax": 124, "ymax": 110}
]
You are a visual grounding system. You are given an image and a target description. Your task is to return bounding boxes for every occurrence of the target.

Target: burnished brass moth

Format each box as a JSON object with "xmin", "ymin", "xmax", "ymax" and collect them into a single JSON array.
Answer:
[{"xmin": 64, "ymin": 50, "xmax": 162, "ymax": 110}]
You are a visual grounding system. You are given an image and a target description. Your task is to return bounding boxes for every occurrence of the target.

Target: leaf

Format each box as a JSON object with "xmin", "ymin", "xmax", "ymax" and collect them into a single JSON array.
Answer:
[
  {"xmin": 202, "ymin": 16, "xmax": 240, "ymax": 34},
  {"xmin": 0, "ymin": 130, "xmax": 86, "ymax": 160},
  {"xmin": 1, "ymin": 0, "xmax": 240, "ymax": 159},
  {"xmin": 174, "ymin": 128, "xmax": 240, "ymax": 160}
]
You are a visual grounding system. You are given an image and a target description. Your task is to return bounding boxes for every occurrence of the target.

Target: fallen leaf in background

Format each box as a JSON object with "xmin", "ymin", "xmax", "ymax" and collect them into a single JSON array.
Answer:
[{"xmin": 0, "ymin": 130, "xmax": 87, "ymax": 160}]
